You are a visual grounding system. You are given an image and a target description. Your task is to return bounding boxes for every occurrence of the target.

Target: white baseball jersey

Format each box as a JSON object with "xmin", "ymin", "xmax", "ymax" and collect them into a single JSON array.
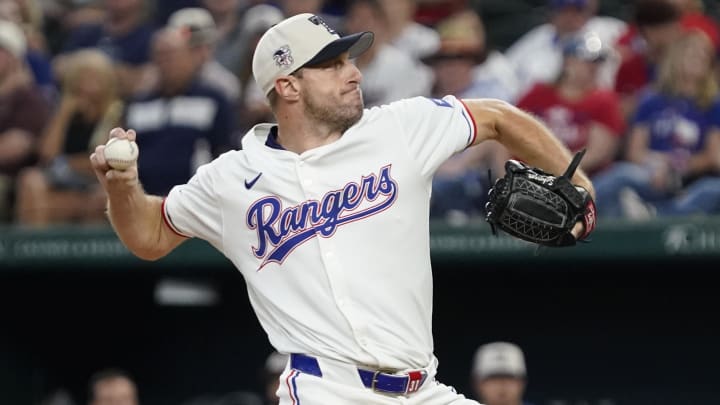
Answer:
[{"xmin": 163, "ymin": 95, "xmax": 477, "ymax": 370}]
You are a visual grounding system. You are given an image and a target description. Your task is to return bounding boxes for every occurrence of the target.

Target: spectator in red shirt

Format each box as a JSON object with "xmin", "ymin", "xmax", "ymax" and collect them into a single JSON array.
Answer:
[{"xmin": 518, "ymin": 33, "xmax": 625, "ymax": 177}]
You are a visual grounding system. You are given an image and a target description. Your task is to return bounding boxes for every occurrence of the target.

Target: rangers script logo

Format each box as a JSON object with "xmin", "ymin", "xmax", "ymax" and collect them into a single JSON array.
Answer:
[
  {"xmin": 247, "ymin": 165, "xmax": 398, "ymax": 269},
  {"xmin": 273, "ymin": 45, "xmax": 293, "ymax": 68}
]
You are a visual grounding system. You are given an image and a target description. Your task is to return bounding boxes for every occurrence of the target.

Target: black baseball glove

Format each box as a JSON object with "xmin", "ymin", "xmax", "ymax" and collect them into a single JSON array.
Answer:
[{"xmin": 484, "ymin": 149, "xmax": 596, "ymax": 247}]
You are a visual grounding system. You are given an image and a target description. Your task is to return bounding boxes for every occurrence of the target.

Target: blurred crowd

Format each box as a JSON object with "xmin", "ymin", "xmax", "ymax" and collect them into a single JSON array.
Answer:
[
  {"xmin": 1, "ymin": 0, "xmax": 720, "ymax": 227},
  {"xmin": 44, "ymin": 352, "xmax": 291, "ymax": 405},
  {"xmin": 46, "ymin": 342, "xmax": 564, "ymax": 405}
]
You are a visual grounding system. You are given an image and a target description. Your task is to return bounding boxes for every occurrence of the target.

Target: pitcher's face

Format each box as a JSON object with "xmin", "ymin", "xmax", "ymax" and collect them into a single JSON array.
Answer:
[{"xmin": 297, "ymin": 53, "xmax": 365, "ymax": 133}]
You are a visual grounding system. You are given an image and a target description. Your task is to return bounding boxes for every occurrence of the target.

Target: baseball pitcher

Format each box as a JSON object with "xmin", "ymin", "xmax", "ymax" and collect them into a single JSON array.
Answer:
[{"xmin": 90, "ymin": 13, "xmax": 596, "ymax": 405}]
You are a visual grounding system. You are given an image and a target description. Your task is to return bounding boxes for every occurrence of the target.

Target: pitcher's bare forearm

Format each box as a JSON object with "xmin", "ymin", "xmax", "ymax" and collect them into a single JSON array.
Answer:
[
  {"xmin": 91, "ymin": 127, "xmax": 186, "ymax": 260},
  {"xmin": 106, "ymin": 181, "xmax": 184, "ymax": 260},
  {"xmin": 463, "ymin": 98, "xmax": 595, "ymax": 197}
]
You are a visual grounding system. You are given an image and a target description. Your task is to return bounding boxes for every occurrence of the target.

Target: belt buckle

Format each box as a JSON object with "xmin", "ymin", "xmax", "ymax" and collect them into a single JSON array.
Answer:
[
  {"xmin": 370, "ymin": 368, "xmax": 396, "ymax": 393},
  {"xmin": 370, "ymin": 370, "xmax": 382, "ymax": 391}
]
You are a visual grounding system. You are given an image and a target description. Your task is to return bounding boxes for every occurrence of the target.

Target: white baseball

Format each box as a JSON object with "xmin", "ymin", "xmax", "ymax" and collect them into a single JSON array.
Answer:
[{"xmin": 104, "ymin": 137, "xmax": 139, "ymax": 171}]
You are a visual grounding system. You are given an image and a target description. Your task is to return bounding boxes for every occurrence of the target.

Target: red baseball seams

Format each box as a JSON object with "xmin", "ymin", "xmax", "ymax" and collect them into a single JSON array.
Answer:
[
  {"xmin": 105, "ymin": 138, "xmax": 138, "ymax": 170},
  {"xmin": 107, "ymin": 159, "xmax": 134, "ymax": 165}
]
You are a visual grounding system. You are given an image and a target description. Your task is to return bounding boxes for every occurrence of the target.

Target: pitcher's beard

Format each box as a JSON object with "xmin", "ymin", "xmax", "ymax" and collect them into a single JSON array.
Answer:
[{"xmin": 303, "ymin": 90, "xmax": 364, "ymax": 134}]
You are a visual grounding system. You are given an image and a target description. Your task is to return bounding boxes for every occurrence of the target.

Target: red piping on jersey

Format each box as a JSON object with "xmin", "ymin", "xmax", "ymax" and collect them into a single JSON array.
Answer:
[
  {"xmin": 161, "ymin": 197, "xmax": 190, "ymax": 238},
  {"xmin": 458, "ymin": 98, "xmax": 478, "ymax": 147},
  {"xmin": 286, "ymin": 369, "xmax": 298, "ymax": 405}
]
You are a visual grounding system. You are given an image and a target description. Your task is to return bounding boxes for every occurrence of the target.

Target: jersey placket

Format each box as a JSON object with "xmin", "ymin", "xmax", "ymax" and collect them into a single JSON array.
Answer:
[{"xmin": 295, "ymin": 156, "xmax": 375, "ymax": 360}]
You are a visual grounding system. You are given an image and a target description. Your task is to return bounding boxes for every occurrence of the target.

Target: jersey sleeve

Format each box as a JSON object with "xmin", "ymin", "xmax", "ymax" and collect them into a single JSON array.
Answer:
[
  {"xmin": 385, "ymin": 95, "xmax": 477, "ymax": 178},
  {"xmin": 162, "ymin": 161, "xmax": 223, "ymax": 250}
]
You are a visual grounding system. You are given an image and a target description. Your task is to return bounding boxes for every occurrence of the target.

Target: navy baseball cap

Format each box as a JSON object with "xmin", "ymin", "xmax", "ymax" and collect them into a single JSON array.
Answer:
[{"xmin": 252, "ymin": 13, "xmax": 374, "ymax": 95}]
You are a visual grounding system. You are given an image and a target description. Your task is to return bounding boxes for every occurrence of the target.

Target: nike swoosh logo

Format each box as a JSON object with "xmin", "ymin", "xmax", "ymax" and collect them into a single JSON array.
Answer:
[{"xmin": 245, "ymin": 172, "xmax": 263, "ymax": 189}]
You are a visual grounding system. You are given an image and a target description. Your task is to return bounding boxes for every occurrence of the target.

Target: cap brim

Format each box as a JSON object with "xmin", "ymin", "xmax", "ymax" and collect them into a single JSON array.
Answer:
[{"xmin": 303, "ymin": 31, "xmax": 374, "ymax": 67}]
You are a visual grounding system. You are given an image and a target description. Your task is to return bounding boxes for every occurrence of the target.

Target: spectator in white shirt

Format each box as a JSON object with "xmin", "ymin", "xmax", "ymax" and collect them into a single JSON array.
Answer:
[
  {"xmin": 506, "ymin": 0, "xmax": 626, "ymax": 96},
  {"xmin": 378, "ymin": 0, "xmax": 440, "ymax": 60},
  {"xmin": 344, "ymin": 0, "xmax": 433, "ymax": 107}
]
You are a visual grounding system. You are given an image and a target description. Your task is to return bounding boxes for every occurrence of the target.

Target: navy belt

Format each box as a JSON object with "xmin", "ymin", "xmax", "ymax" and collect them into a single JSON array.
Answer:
[{"xmin": 290, "ymin": 353, "xmax": 428, "ymax": 395}]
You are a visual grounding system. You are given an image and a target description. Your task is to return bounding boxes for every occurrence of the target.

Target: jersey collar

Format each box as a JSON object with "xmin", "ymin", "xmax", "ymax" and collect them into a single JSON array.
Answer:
[{"xmin": 265, "ymin": 126, "xmax": 285, "ymax": 150}]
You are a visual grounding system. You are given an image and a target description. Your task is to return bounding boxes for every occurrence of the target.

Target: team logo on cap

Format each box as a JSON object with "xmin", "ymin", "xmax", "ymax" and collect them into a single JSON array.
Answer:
[
  {"xmin": 273, "ymin": 45, "xmax": 293, "ymax": 67},
  {"xmin": 308, "ymin": 15, "xmax": 336, "ymax": 35}
]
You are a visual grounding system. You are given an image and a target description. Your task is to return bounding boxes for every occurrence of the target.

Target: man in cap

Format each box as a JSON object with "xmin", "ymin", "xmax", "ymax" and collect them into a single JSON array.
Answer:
[
  {"xmin": 516, "ymin": 32, "xmax": 625, "ymax": 178},
  {"xmin": 471, "ymin": 342, "xmax": 534, "ymax": 405},
  {"xmin": 119, "ymin": 26, "xmax": 235, "ymax": 196},
  {"xmin": 91, "ymin": 11, "xmax": 595, "ymax": 404},
  {"xmin": 506, "ymin": 0, "xmax": 626, "ymax": 95},
  {"xmin": 167, "ymin": 7, "xmax": 241, "ymax": 105},
  {"xmin": 423, "ymin": 10, "xmax": 513, "ymax": 222}
]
